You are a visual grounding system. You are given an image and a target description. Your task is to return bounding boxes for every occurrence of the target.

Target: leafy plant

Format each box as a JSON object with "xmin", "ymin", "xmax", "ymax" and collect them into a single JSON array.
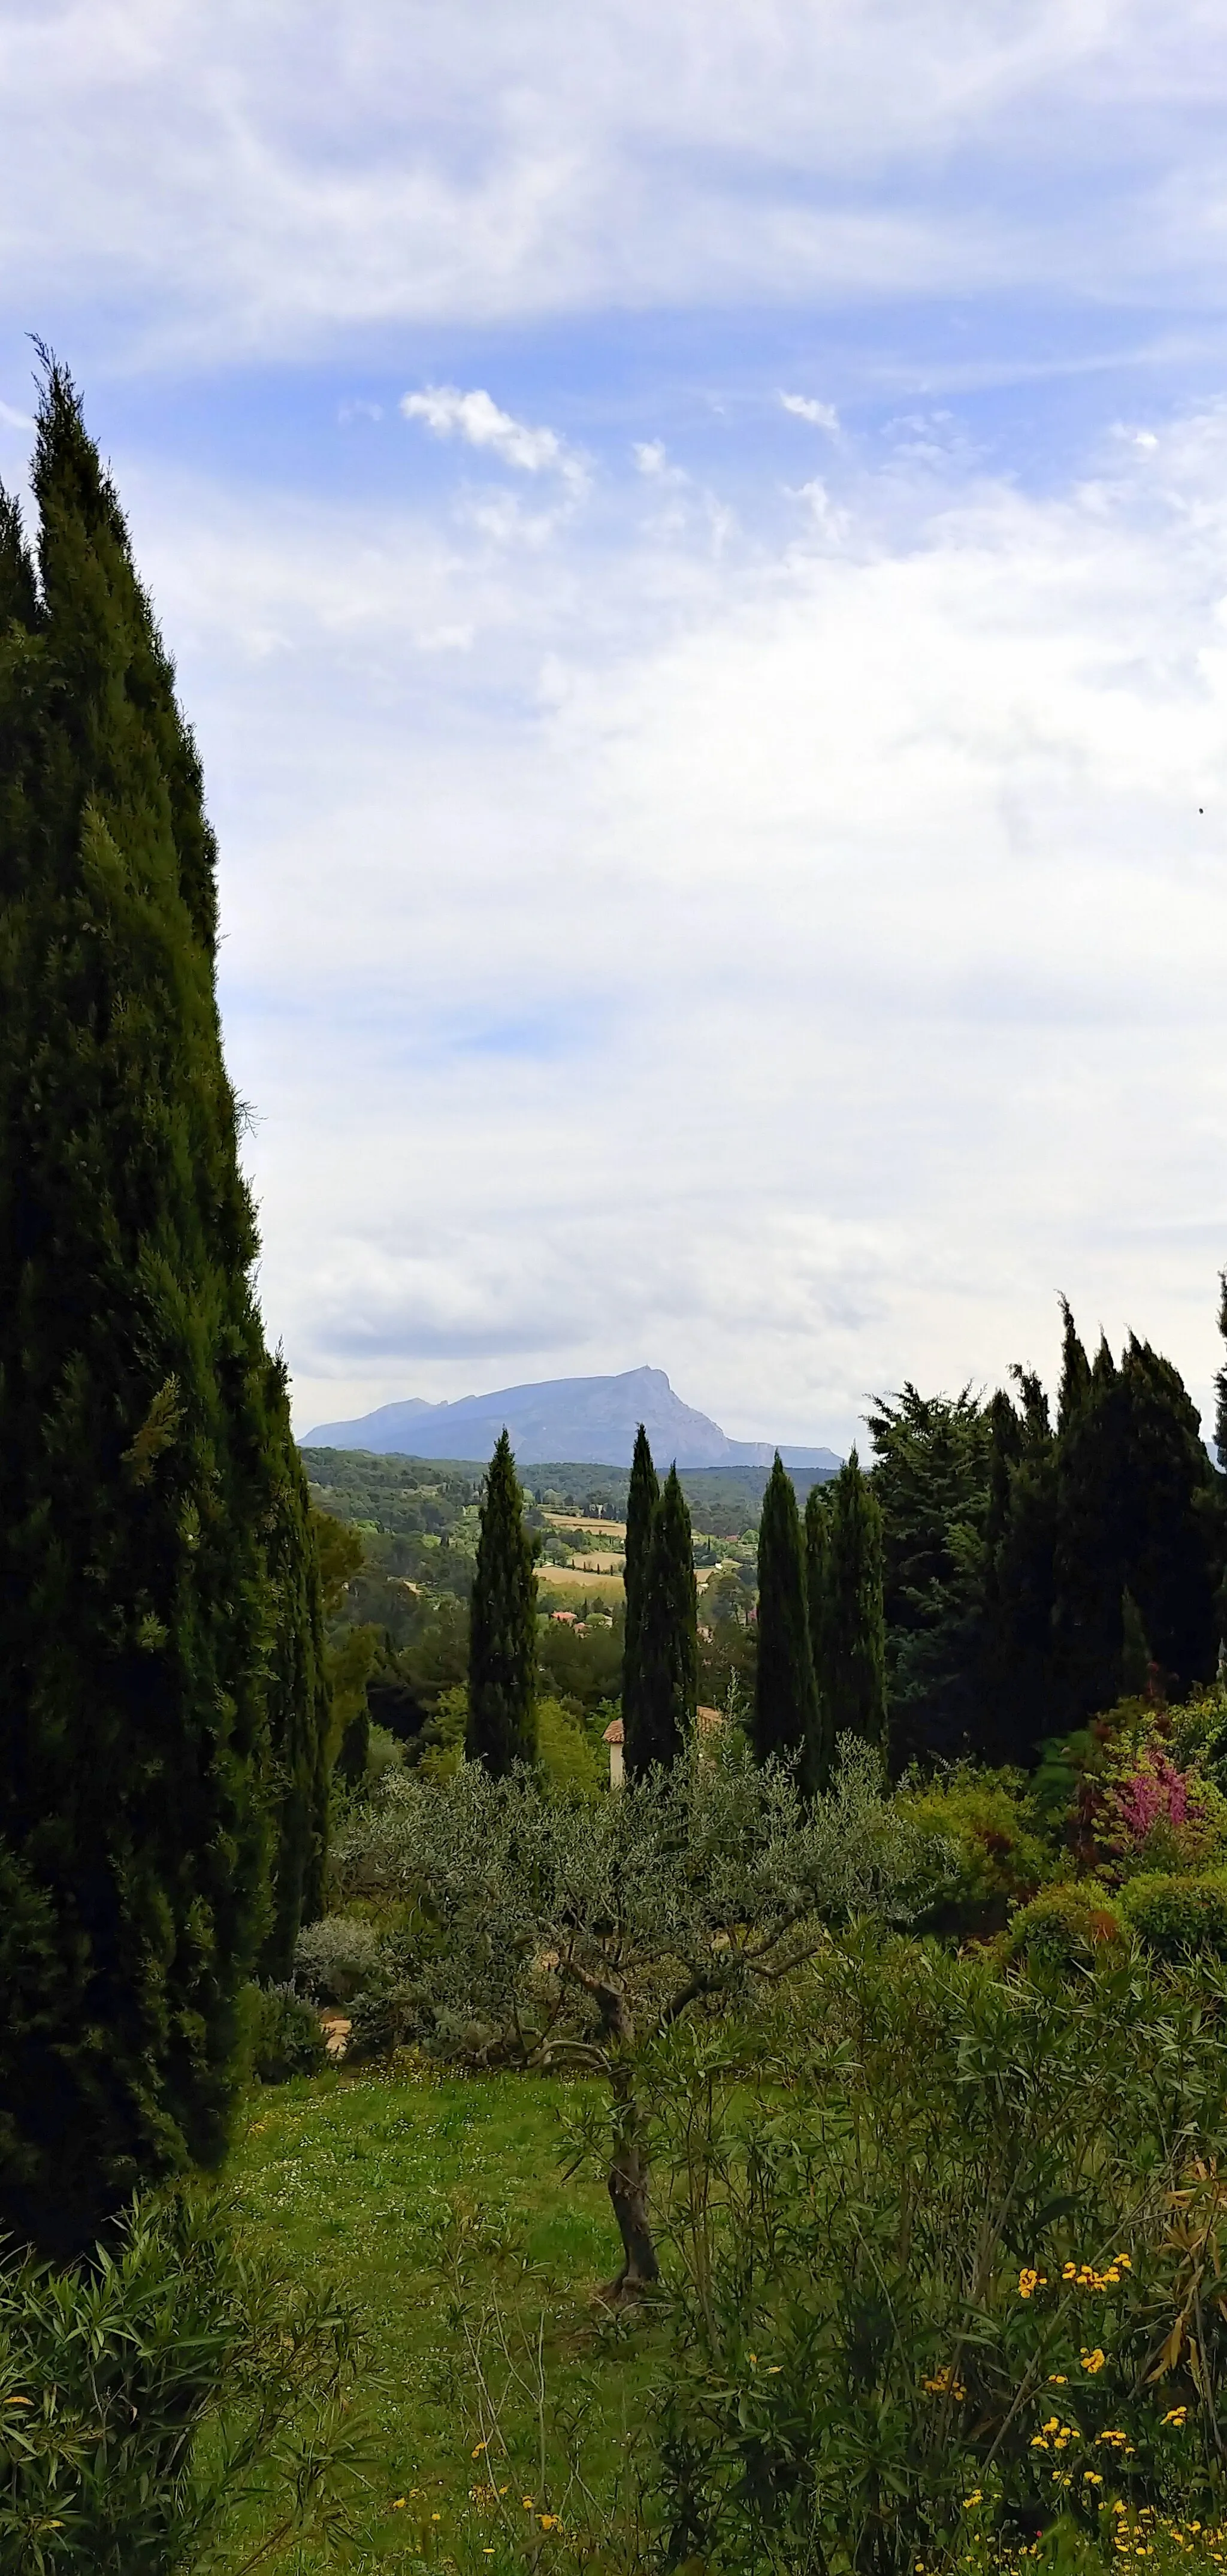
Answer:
[
  {"xmin": 897, "ymin": 1763, "xmax": 1057, "ymax": 1937},
  {"xmin": 0, "ymin": 2190, "xmax": 370, "ymax": 2572},
  {"xmin": 647, "ymin": 1937, "xmax": 1227, "ymax": 2576},
  {"xmin": 244, "ymin": 1982, "xmax": 329, "ymax": 2086}
]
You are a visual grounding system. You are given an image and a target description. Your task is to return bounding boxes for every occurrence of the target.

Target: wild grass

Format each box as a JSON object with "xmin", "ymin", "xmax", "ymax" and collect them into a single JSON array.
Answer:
[{"xmin": 227, "ymin": 2064, "xmax": 662, "ymax": 2568}]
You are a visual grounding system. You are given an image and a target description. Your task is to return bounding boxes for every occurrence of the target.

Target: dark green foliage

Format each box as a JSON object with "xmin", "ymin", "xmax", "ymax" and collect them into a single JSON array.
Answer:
[
  {"xmin": 816, "ymin": 1448, "xmax": 887, "ymax": 1758},
  {"xmin": 980, "ymin": 1369, "xmax": 1058, "ymax": 1768},
  {"xmin": 754, "ymin": 1454, "xmax": 821, "ymax": 1787},
  {"xmin": 633, "ymin": 1466, "xmax": 698, "ymax": 1771},
  {"xmin": 466, "ymin": 1432, "xmax": 537, "ymax": 1772},
  {"xmin": 245, "ymin": 1982, "xmax": 328, "ymax": 2085},
  {"xmin": 1053, "ymin": 1330, "xmax": 1218, "ymax": 1725},
  {"xmin": 1057, "ymin": 1291, "xmax": 1092, "ymax": 1431},
  {"xmin": 0, "ymin": 366, "xmax": 323, "ymax": 2257},
  {"xmin": 259, "ymin": 1403, "xmax": 331, "ymax": 1976},
  {"xmin": 866, "ymin": 1385, "xmax": 993, "ymax": 1765},
  {"xmin": 621, "ymin": 1422, "xmax": 660, "ymax": 1767}
]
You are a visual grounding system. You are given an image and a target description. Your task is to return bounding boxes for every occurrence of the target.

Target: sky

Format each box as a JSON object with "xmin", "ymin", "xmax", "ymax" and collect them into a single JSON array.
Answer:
[{"xmin": 4, "ymin": 2, "xmax": 1227, "ymax": 1451}]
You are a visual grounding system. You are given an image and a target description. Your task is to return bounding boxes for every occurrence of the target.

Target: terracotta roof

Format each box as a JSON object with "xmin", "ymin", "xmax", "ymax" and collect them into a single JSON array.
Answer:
[{"xmin": 603, "ymin": 1718, "xmax": 624, "ymax": 1744}]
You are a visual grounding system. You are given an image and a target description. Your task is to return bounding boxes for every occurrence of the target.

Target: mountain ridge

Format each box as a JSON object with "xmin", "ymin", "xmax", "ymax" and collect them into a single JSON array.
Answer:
[{"xmin": 302, "ymin": 1365, "xmax": 840, "ymax": 1472}]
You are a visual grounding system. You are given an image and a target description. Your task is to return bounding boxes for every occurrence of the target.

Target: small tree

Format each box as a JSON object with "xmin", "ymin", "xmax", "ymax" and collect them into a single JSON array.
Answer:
[
  {"xmin": 466, "ymin": 1432, "xmax": 537, "ymax": 1772},
  {"xmin": 819, "ymin": 1448, "xmax": 887, "ymax": 1757},
  {"xmin": 333, "ymin": 1745, "xmax": 925, "ymax": 2297},
  {"xmin": 621, "ymin": 1423, "xmax": 660, "ymax": 1764},
  {"xmin": 754, "ymin": 1454, "xmax": 821, "ymax": 1789},
  {"xmin": 631, "ymin": 1465, "xmax": 697, "ymax": 1773}
]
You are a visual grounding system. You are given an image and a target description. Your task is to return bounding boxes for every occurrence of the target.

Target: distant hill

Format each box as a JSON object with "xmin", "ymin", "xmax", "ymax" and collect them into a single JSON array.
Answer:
[{"xmin": 302, "ymin": 1365, "xmax": 841, "ymax": 1473}]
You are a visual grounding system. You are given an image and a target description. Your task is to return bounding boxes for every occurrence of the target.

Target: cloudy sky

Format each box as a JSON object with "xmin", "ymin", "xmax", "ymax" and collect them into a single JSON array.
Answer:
[{"xmin": 4, "ymin": 1, "xmax": 1227, "ymax": 1449}]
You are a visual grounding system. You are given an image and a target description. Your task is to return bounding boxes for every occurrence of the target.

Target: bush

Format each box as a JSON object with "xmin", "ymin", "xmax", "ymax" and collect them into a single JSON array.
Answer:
[
  {"xmin": 0, "ymin": 2191, "xmax": 368, "ymax": 2571},
  {"xmin": 649, "ymin": 1934, "xmax": 1227, "ymax": 2576},
  {"xmin": 1004, "ymin": 1877, "xmax": 1125, "ymax": 1965},
  {"xmin": 1120, "ymin": 1871, "xmax": 1227, "ymax": 1961},
  {"xmin": 535, "ymin": 1694, "xmax": 606, "ymax": 1798},
  {"xmin": 896, "ymin": 1763, "xmax": 1055, "ymax": 1937},
  {"xmin": 293, "ymin": 1914, "xmax": 388, "ymax": 2004},
  {"xmin": 245, "ymin": 1981, "xmax": 328, "ymax": 2083}
]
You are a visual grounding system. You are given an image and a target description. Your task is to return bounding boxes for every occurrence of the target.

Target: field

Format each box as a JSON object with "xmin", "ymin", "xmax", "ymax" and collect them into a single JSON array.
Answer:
[
  {"xmin": 537, "ymin": 1563, "xmax": 625, "ymax": 1596},
  {"xmin": 229, "ymin": 2065, "xmax": 661, "ymax": 2565}
]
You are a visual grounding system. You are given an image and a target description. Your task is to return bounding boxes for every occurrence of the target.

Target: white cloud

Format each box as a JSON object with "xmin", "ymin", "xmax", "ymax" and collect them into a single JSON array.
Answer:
[
  {"xmin": 114, "ymin": 398, "xmax": 1227, "ymax": 1447},
  {"xmin": 0, "ymin": 397, "xmax": 34, "ymax": 430},
  {"xmin": 780, "ymin": 392, "xmax": 840, "ymax": 432},
  {"xmin": 4, "ymin": 2, "xmax": 1227, "ymax": 359},
  {"xmin": 402, "ymin": 385, "xmax": 588, "ymax": 494}
]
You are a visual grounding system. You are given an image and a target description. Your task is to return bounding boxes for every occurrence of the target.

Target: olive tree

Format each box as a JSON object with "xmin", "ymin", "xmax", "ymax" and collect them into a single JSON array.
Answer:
[{"xmin": 332, "ymin": 1742, "xmax": 930, "ymax": 2297}]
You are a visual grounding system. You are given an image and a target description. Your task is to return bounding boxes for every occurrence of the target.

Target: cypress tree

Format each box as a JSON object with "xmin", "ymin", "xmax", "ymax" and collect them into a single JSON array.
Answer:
[
  {"xmin": 803, "ymin": 1481, "xmax": 835, "ymax": 1789},
  {"xmin": 0, "ymin": 365, "xmax": 321, "ymax": 2257},
  {"xmin": 820, "ymin": 1450, "xmax": 887, "ymax": 1759},
  {"xmin": 1057, "ymin": 1295, "xmax": 1092, "ymax": 1433},
  {"xmin": 467, "ymin": 1432, "xmax": 537, "ymax": 1772},
  {"xmin": 632, "ymin": 1466, "xmax": 697, "ymax": 1772},
  {"xmin": 1052, "ymin": 1331, "xmax": 1129, "ymax": 1726},
  {"xmin": 981, "ymin": 1369, "xmax": 1058, "ymax": 1768},
  {"xmin": 754, "ymin": 1454, "xmax": 821, "ymax": 1789},
  {"xmin": 621, "ymin": 1422, "xmax": 659, "ymax": 1769}
]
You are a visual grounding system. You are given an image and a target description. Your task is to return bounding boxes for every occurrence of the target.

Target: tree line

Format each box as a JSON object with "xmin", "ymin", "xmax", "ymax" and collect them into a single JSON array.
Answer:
[{"xmin": 462, "ymin": 1420, "xmax": 887, "ymax": 1787}]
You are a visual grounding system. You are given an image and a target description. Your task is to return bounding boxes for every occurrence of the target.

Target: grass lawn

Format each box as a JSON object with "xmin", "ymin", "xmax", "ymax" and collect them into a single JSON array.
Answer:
[{"xmin": 228, "ymin": 2064, "xmax": 663, "ymax": 2566}]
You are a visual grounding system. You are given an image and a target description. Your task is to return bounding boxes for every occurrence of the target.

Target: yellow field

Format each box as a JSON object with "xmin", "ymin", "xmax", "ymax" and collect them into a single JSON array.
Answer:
[{"xmin": 537, "ymin": 1562, "xmax": 624, "ymax": 1600}]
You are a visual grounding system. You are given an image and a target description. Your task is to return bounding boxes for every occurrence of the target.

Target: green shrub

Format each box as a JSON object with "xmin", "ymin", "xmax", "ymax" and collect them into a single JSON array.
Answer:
[
  {"xmin": 1004, "ymin": 1877, "xmax": 1125, "ymax": 1965},
  {"xmin": 648, "ymin": 1934, "xmax": 1227, "ymax": 2576},
  {"xmin": 293, "ymin": 1913, "xmax": 388, "ymax": 2004},
  {"xmin": 0, "ymin": 2191, "xmax": 368, "ymax": 2571},
  {"xmin": 245, "ymin": 1981, "xmax": 328, "ymax": 2083},
  {"xmin": 1119, "ymin": 1871, "xmax": 1227, "ymax": 1961},
  {"xmin": 896, "ymin": 1763, "xmax": 1055, "ymax": 1936},
  {"xmin": 535, "ymin": 1695, "xmax": 606, "ymax": 1797}
]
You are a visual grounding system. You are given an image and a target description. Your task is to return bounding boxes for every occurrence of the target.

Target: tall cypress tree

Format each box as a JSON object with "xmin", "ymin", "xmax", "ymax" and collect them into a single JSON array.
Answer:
[
  {"xmin": 803, "ymin": 1481, "xmax": 835, "ymax": 1790},
  {"xmin": 981, "ymin": 1369, "xmax": 1058, "ymax": 1768},
  {"xmin": 819, "ymin": 1450, "xmax": 887, "ymax": 1759},
  {"xmin": 621, "ymin": 1422, "xmax": 659, "ymax": 1769},
  {"xmin": 467, "ymin": 1432, "xmax": 537, "ymax": 1772},
  {"xmin": 0, "ymin": 365, "xmax": 321, "ymax": 2257},
  {"xmin": 632, "ymin": 1466, "xmax": 697, "ymax": 1772},
  {"xmin": 754, "ymin": 1454, "xmax": 821, "ymax": 1789}
]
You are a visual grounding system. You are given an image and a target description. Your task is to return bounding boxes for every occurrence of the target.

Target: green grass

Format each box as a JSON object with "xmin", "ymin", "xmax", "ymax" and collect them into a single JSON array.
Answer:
[{"xmin": 228, "ymin": 2064, "xmax": 661, "ymax": 2566}]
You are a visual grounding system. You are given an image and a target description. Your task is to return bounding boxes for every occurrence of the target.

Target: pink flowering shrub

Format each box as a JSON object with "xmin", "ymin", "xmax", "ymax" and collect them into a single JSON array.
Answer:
[{"xmin": 1099, "ymin": 1751, "xmax": 1217, "ymax": 1877}]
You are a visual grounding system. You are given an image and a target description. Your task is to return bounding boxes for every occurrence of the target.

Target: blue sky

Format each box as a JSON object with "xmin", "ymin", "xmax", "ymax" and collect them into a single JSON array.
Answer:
[{"xmin": 4, "ymin": 1, "xmax": 1227, "ymax": 1447}]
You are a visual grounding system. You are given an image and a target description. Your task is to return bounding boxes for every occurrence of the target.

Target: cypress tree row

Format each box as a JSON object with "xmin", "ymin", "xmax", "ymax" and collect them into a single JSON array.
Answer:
[
  {"xmin": 0, "ymin": 366, "xmax": 325, "ymax": 2258},
  {"xmin": 753, "ymin": 1454, "xmax": 821, "ymax": 1789},
  {"xmin": 632, "ymin": 1465, "xmax": 697, "ymax": 1772},
  {"xmin": 818, "ymin": 1450, "xmax": 887, "ymax": 1759},
  {"xmin": 467, "ymin": 1431, "xmax": 538, "ymax": 1772},
  {"xmin": 621, "ymin": 1421, "xmax": 660, "ymax": 1769}
]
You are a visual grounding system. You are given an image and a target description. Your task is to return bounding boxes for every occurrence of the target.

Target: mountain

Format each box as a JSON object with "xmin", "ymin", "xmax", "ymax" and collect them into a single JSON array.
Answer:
[{"xmin": 302, "ymin": 1366, "xmax": 841, "ymax": 1472}]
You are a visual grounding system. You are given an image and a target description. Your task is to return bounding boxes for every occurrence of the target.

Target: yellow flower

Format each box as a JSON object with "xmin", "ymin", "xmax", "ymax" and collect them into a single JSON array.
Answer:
[
  {"xmin": 472, "ymin": 2440, "xmax": 489, "ymax": 2457},
  {"xmin": 540, "ymin": 2514, "xmax": 558, "ymax": 2530},
  {"xmin": 1048, "ymin": 2374, "xmax": 1068, "ymax": 2385},
  {"xmin": 1081, "ymin": 2348, "xmax": 1107, "ymax": 2374},
  {"xmin": 1162, "ymin": 2407, "xmax": 1189, "ymax": 2428},
  {"xmin": 962, "ymin": 2490, "xmax": 983, "ymax": 2508},
  {"xmin": 391, "ymin": 2498, "xmax": 406, "ymax": 2510}
]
